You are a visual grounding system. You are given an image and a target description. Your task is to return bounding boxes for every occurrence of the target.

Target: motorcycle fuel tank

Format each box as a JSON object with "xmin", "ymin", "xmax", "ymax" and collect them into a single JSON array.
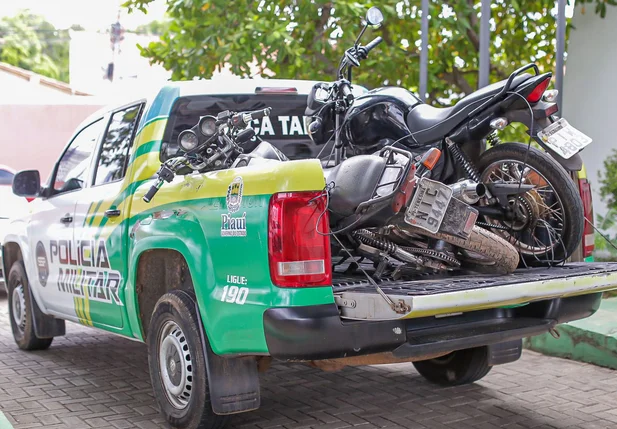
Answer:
[{"xmin": 342, "ymin": 87, "xmax": 423, "ymax": 153}]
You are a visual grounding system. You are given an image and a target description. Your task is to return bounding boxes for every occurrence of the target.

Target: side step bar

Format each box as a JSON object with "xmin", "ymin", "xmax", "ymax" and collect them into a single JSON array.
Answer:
[{"xmin": 392, "ymin": 317, "xmax": 553, "ymax": 359}]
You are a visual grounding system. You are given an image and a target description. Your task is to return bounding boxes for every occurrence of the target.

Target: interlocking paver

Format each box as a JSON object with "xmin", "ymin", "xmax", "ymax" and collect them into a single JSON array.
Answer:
[{"xmin": 2, "ymin": 292, "xmax": 617, "ymax": 429}]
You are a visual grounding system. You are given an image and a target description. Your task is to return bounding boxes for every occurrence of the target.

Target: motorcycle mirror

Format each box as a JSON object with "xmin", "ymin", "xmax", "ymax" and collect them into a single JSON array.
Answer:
[{"xmin": 366, "ymin": 7, "xmax": 384, "ymax": 26}]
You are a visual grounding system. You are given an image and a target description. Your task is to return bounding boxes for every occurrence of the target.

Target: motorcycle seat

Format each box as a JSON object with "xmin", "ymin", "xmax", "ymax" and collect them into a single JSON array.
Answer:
[{"xmin": 407, "ymin": 73, "xmax": 532, "ymax": 145}]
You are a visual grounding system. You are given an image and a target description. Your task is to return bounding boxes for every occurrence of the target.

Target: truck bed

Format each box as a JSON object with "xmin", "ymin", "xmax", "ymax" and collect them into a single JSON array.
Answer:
[{"xmin": 332, "ymin": 262, "xmax": 617, "ymax": 320}]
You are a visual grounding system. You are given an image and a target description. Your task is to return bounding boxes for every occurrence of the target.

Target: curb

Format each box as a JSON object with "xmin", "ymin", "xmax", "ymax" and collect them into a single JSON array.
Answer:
[
  {"xmin": 524, "ymin": 298, "xmax": 617, "ymax": 369},
  {"xmin": 0, "ymin": 412, "xmax": 13, "ymax": 429}
]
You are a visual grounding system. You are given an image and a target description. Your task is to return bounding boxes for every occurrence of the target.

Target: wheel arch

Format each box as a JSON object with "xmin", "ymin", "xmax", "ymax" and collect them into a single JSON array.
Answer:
[{"xmin": 128, "ymin": 236, "xmax": 215, "ymax": 342}]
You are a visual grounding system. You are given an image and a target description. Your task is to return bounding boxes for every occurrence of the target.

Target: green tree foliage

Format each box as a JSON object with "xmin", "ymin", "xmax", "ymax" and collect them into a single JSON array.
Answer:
[
  {"xmin": 0, "ymin": 10, "xmax": 71, "ymax": 82},
  {"xmin": 124, "ymin": 0, "xmax": 612, "ymax": 105},
  {"xmin": 134, "ymin": 19, "xmax": 170, "ymax": 35}
]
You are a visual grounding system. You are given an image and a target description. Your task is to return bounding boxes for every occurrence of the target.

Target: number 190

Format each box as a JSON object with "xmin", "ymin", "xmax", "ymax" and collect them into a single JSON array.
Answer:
[{"xmin": 221, "ymin": 285, "xmax": 249, "ymax": 305}]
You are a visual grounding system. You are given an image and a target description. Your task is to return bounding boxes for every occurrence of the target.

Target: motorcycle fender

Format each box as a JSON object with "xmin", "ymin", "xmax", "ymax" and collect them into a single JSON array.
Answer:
[{"xmin": 505, "ymin": 111, "xmax": 583, "ymax": 172}]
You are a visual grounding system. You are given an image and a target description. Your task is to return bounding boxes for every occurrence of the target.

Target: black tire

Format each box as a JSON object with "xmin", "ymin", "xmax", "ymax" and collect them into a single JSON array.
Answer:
[
  {"xmin": 7, "ymin": 261, "xmax": 53, "ymax": 351},
  {"xmin": 148, "ymin": 290, "xmax": 229, "ymax": 429},
  {"xmin": 477, "ymin": 143, "xmax": 584, "ymax": 265},
  {"xmin": 413, "ymin": 347, "xmax": 491, "ymax": 386}
]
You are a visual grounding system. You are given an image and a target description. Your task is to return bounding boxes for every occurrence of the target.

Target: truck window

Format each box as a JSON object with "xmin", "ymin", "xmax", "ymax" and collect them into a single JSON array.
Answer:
[
  {"xmin": 53, "ymin": 119, "xmax": 104, "ymax": 195},
  {"xmin": 93, "ymin": 104, "xmax": 143, "ymax": 186},
  {"xmin": 161, "ymin": 94, "xmax": 314, "ymax": 162},
  {"xmin": 0, "ymin": 169, "xmax": 14, "ymax": 185}
]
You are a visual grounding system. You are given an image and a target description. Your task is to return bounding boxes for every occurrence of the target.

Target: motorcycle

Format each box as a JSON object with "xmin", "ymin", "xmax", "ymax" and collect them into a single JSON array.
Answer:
[
  {"xmin": 305, "ymin": 6, "xmax": 589, "ymax": 266},
  {"xmin": 142, "ymin": 107, "xmax": 288, "ymax": 203},
  {"xmin": 324, "ymin": 145, "xmax": 520, "ymax": 277},
  {"xmin": 144, "ymin": 106, "xmax": 519, "ymax": 277}
]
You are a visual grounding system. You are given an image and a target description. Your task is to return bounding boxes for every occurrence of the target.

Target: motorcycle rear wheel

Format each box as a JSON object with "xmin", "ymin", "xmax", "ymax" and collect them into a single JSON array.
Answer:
[{"xmin": 476, "ymin": 143, "xmax": 584, "ymax": 266}]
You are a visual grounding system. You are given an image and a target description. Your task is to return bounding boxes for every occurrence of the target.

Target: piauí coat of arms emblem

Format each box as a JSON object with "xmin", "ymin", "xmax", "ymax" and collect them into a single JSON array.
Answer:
[{"xmin": 226, "ymin": 176, "xmax": 244, "ymax": 213}]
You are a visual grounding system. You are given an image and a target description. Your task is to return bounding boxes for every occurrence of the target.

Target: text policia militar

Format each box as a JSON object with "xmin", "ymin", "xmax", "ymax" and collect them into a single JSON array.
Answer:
[{"xmin": 36, "ymin": 239, "xmax": 124, "ymax": 306}]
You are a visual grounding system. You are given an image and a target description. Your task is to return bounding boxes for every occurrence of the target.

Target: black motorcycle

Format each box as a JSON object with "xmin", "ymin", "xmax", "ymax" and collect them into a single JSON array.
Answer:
[
  {"xmin": 143, "ymin": 107, "xmax": 287, "ymax": 203},
  {"xmin": 305, "ymin": 6, "xmax": 588, "ymax": 266}
]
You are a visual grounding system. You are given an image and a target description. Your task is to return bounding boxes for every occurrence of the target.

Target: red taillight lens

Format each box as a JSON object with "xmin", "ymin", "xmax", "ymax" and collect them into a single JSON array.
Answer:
[
  {"xmin": 268, "ymin": 191, "xmax": 332, "ymax": 287},
  {"xmin": 578, "ymin": 177, "xmax": 595, "ymax": 258},
  {"xmin": 526, "ymin": 78, "xmax": 551, "ymax": 103}
]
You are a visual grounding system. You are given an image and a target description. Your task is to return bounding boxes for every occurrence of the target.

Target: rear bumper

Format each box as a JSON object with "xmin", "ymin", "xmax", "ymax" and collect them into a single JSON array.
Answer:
[{"xmin": 263, "ymin": 293, "xmax": 602, "ymax": 361}]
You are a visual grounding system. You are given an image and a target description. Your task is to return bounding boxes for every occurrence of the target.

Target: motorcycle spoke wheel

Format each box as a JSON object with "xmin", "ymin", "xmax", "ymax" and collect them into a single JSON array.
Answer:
[{"xmin": 481, "ymin": 159, "xmax": 567, "ymax": 259}]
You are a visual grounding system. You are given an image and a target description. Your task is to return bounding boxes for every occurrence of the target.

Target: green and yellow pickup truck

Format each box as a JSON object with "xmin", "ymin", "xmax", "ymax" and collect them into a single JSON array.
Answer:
[{"xmin": 3, "ymin": 79, "xmax": 615, "ymax": 429}]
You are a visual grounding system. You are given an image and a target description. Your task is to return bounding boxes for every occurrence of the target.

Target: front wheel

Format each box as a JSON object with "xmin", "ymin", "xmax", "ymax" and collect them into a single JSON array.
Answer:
[
  {"xmin": 148, "ymin": 290, "xmax": 229, "ymax": 429},
  {"xmin": 477, "ymin": 143, "xmax": 584, "ymax": 266},
  {"xmin": 413, "ymin": 347, "xmax": 491, "ymax": 386},
  {"xmin": 7, "ymin": 261, "xmax": 53, "ymax": 351}
]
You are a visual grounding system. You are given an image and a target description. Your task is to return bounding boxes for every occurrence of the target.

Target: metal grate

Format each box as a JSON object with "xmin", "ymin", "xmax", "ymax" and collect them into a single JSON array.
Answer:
[{"xmin": 332, "ymin": 262, "xmax": 617, "ymax": 296}]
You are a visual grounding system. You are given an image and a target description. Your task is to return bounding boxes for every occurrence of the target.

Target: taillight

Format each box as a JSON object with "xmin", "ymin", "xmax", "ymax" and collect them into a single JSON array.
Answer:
[
  {"xmin": 526, "ymin": 77, "xmax": 551, "ymax": 103},
  {"xmin": 578, "ymin": 177, "xmax": 594, "ymax": 258},
  {"xmin": 268, "ymin": 191, "xmax": 332, "ymax": 287}
]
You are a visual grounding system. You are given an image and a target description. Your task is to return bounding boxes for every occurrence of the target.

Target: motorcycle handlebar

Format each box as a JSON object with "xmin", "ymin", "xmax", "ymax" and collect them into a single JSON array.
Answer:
[
  {"xmin": 143, "ymin": 181, "xmax": 161, "ymax": 203},
  {"xmin": 231, "ymin": 107, "xmax": 272, "ymax": 127},
  {"xmin": 363, "ymin": 36, "xmax": 383, "ymax": 55}
]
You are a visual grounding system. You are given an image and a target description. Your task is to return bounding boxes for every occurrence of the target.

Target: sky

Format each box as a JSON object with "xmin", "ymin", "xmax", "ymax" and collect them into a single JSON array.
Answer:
[{"xmin": 0, "ymin": 0, "xmax": 168, "ymax": 31}]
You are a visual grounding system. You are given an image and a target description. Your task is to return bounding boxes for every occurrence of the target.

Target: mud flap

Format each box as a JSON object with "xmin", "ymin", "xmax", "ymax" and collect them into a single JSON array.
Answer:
[
  {"xmin": 194, "ymin": 302, "xmax": 260, "ymax": 415},
  {"xmin": 27, "ymin": 286, "xmax": 65, "ymax": 338},
  {"xmin": 487, "ymin": 340, "xmax": 522, "ymax": 366}
]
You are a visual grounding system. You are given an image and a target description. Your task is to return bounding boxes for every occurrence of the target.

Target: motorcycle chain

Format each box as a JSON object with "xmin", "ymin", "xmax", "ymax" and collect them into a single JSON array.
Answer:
[{"xmin": 401, "ymin": 246, "xmax": 461, "ymax": 267}]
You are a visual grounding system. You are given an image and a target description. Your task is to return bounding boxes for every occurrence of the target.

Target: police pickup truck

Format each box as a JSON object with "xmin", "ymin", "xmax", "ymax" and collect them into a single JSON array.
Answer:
[{"xmin": 2, "ymin": 79, "xmax": 613, "ymax": 429}]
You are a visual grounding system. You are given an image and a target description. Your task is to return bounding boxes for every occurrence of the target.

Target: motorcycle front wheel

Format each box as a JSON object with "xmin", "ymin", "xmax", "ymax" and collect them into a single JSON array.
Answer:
[{"xmin": 476, "ymin": 143, "xmax": 584, "ymax": 266}]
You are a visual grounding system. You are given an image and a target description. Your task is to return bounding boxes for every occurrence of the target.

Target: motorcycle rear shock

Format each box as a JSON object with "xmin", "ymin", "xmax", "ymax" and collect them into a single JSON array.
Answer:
[{"xmin": 445, "ymin": 137, "xmax": 481, "ymax": 183}]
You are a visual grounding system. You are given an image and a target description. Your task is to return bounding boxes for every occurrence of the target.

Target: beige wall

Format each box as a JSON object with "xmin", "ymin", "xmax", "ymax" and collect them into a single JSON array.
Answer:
[{"xmin": 0, "ymin": 104, "xmax": 103, "ymax": 181}]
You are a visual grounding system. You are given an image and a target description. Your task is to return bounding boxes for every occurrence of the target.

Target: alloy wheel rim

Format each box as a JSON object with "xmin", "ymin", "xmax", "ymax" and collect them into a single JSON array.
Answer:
[
  {"xmin": 12, "ymin": 284, "xmax": 27, "ymax": 333},
  {"xmin": 481, "ymin": 159, "xmax": 566, "ymax": 257},
  {"xmin": 158, "ymin": 320, "xmax": 193, "ymax": 410}
]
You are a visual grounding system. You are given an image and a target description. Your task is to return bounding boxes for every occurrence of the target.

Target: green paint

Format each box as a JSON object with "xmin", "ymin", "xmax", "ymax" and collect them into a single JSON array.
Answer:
[
  {"xmin": 0, "ymin": 412, "xmax": 13, "ymax": 429},
  {"xmin": 585, "ymin": 255, "xmax": 595, "ymax": 263},
  {"xmin": 525, "ymin": 298, "xmax": 617, "ymax": 369}
]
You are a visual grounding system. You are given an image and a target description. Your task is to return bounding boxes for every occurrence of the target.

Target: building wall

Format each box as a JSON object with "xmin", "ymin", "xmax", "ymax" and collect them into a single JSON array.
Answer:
[
  {"xmin": 0, "ymin": 104, "xmax": 103, "ymax": 181},
  {"xmin": 563, "ymin": 8, "xmax": 617, "ymax": 219}
]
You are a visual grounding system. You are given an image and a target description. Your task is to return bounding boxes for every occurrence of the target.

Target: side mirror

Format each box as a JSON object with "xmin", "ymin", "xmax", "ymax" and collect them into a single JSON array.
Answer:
[
  {"xmin": 366, "ymin": 7, "xmax": 384, "ymax": 26},
  {"xmin": 12, "ymin": 170, "xmax": 41, "ymax": 198}
]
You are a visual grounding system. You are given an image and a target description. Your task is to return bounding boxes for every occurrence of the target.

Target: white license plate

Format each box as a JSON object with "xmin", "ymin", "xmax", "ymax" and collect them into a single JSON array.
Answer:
[
  {"xmin": 537, "ymin": 118, "xmax": 592, "ymax": 159},
  {"xmin": 404, "ymin": 178, "xmax": 453, "ymax": 234}
]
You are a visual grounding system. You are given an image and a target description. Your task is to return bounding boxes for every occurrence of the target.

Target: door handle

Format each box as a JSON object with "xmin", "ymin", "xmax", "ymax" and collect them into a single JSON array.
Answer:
[
  {"xmin": 60, "ymin": 214, "xmax": 73, "ymax": 224},
  {"xmin": 105, "ymin": 209, "xmax": 121, "ymax": 218}
]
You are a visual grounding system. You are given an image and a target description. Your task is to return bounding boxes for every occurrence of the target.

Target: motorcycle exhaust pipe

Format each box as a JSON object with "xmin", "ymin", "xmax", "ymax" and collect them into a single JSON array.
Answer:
[{"xmin": 450, "ymin": 180, "xmax": 486, "ymax": 205}]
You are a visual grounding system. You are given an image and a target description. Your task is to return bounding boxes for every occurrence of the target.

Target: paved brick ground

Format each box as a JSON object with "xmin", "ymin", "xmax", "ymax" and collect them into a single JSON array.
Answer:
[{"xmin": 2, "ymin": 292, "xmax": 617, "ymax": 429}]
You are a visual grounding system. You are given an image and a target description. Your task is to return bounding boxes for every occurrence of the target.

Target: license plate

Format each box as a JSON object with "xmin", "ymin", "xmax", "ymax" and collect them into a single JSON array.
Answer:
[
  {"xmin": 537, "ymin": 118, "xmax": 592, "ymax": 159},
  {"xmin": 404, "ymin": 178, "xmax": 453, "ymax": 234}
]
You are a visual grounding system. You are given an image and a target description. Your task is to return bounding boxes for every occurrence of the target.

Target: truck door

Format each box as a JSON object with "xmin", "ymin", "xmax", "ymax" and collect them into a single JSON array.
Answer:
[
  {"xmin": 73, "ymin": 103, "xmax": 143, "ymax": 329},
  {"xmin": 28, "ymin": 118, "xmax": 105, "ymax": 318}
]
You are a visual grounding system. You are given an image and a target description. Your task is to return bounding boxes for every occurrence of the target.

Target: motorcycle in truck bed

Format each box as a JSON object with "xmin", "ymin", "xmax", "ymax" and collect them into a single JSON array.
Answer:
[{"xmin": 3, "ymin": 75, "xmax": 617, "ymax": 429}]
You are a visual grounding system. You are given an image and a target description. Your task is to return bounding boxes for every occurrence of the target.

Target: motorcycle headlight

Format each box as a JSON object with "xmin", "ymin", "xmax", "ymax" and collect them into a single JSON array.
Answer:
[{"xmin": 178, "ymin": 130, "xmax": 199, "ymax": 151}]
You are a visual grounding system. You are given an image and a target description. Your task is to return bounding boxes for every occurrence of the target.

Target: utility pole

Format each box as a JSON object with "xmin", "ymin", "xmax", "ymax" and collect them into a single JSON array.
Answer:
[
  {"xmin": 555, "ymin": 0, "xmax": 567, "ymax": 115},
  {"xmin": 107, "ymin": 11, "xmax": 125, "ymax": 82},
  {"xmin": 419, "ymin": 0, "xmax": 428, "ymax": 102},
  {"xmin": 478, "ymin": 0, "xmax": 490, "ymax": 88}
]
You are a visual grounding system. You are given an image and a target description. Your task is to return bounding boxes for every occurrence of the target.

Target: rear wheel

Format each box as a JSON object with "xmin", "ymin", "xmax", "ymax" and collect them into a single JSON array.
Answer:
[
  {"xmin": 148, "ymin": 290, "xmax": 229, "ymax": 429},
  {"xmin": 477, "ymin": 143, "xmax": 584, "ymax": 265},
  {"xmin": 413, "ymin": 347, "xmax": 491, "ymax": 386},
  {"xmin": 7, "ymin": 261, "xmax": 53, "ymax": 351}
]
